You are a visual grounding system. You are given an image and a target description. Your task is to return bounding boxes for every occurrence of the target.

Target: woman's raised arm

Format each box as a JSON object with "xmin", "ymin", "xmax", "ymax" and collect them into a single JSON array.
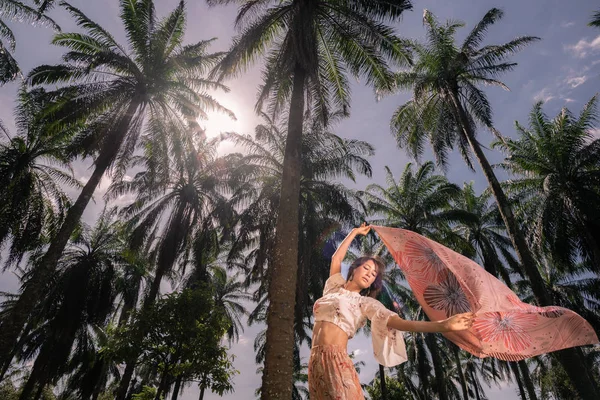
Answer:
[{"xmin": 330, "ymin": 223, "xmax": 371, "ymax": 277}]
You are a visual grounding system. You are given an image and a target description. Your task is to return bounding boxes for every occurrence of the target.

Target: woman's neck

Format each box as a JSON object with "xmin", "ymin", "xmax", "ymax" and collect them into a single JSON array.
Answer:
[{"xmin": 343, "ymin": 280, "xmax": 362, "ymax": 293}]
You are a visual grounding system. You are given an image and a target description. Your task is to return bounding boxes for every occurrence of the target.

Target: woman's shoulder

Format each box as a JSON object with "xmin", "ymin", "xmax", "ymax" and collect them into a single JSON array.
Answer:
[{"xmin": 323, "ymin": 272, "xmax": 346, "ymax": 295}]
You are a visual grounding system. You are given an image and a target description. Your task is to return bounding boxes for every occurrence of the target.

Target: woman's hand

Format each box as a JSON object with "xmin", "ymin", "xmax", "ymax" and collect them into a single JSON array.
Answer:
[
  {"xmin": 354, "ymin": 222, "xmax": 371, "ymax": 236},
  {"xmin": 441, "ymin": 312, "xmax": 475, "ymax": 331}
]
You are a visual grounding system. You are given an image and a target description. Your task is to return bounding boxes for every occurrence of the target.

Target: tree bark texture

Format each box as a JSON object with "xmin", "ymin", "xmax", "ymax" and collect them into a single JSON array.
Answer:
[{"xmin": 260, "ymin": 64, "xmax": 306, "ymax": 400}]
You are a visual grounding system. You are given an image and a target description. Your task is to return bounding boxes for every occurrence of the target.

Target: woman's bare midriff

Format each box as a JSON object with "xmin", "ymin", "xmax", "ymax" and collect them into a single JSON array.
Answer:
[{"xmin": 312, "ymin": 321, "xmax": 349, "ymax": 347}]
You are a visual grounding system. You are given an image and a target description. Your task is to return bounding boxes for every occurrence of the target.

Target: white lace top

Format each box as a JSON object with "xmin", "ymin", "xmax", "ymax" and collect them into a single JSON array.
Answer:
[{"xmin": 312, "ymin": 273, "xmax": 408, "ymax": 367}]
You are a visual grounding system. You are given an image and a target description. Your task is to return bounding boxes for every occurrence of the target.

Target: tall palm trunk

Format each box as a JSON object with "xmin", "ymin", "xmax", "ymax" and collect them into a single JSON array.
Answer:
[
  {"xmin": 260, "ymin": 63, "xmax": 306, "ymax": 400},
  {"xmin": 171, "ymin": 376, "xmax": 183, "ymax": 400},
  {"xmin": 517, "ymin": 360, "xmax": 537, "ymax": 400},
  {"xmin": 144, "ymin": 205, "xmax": 187, "ymax": 309},
  {"xmin": 116, "ymin": 363, "xmax": 135, "ymax": 400},
  {"xmin": 448, "ymin": 90, "xmax": 599, "ymax": 399},
  {"xmin": 425, "ymin": 332, "xmax": 448, "ymax": 400},
  {"xmin": 379, "ymin": 364, "xmax": 388, "ymax": 399},
  {"xmin": 0, "ymin": 101, "xmax": 140, "ymax": 373},
  {"xmin": 451, "ymin": 343, "xmax": 469, "ymax": 400},
  {"xmin": 509, "ymin": 362, "xmax": 527, "ymax": 400}
]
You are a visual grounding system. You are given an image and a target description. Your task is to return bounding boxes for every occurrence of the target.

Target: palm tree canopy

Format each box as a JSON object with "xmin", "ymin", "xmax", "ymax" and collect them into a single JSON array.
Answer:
[
  {"xmin": 361, "ymin": 161, "xmax": 461, "ymax": 238},
  {"xmin": 14, "ymin": 208, "xmax": 122, "ymax": 396},
  {"xmin": 210, "ymin": 0, "xmax": 412, "ymax": 122},
  {"xmin": 390, "ymin": 8, "xmax": 539, "ymax": 168},
  {"xmin": 451, "ymin": 182, "xmax": 520, "ymax": 283},
  {"xmin": 495, "ymin": 96, "xmax": 600, "ymax": 267},
  {"xmin": 28, "ymin": 0, "xmax": 232, "ymax": 177},
  {"xmin": 0, "ymin": 87, "xmax": 79, "ymax": 266},
  {"xmin": 590, "ymin": 10, "xmax": 600, "ymax": 28},
  {"xmin": 0, "ymin": 0, "xmax": 59, "ymax": 83}
]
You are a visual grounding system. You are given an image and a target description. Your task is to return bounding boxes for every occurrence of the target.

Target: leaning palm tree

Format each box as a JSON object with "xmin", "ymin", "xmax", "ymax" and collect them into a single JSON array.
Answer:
[
  {"xmin": 0, "ymin": 87, "xmax": 78, "ymax": 269},
  {"xmin": 494, "ymin": 97, "xmax": 600, "ymax": 271},
  {"xmin": 386, "ymin": 9, "xmax": 598, "ymax": 396},
  {"xmin": 388, "ymin": 7, "xmax": 545, "ymax": 300},
  {"xmin": 209, "ymin": 0, "xmax": 412, "ymax": 395},
  {"xmin": 0, "ymin": 0, "xmax": 58, "ymax": 84},
  {"xmin": 0, "ymin": 0, "xmax": 232, "ymax": 374}
]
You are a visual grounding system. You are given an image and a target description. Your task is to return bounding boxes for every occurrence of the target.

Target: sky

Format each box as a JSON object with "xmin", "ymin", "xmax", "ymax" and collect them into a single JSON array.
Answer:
[{"xmin": 0, "ymin": 0, "xmax": 599, "ymax": 399}]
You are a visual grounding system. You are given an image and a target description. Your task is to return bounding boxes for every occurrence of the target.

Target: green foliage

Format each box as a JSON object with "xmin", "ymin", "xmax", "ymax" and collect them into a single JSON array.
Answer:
[
  {"xmin": 106, "ymin": 287, "xmax": 237, "ymax": 396},
  {"xmin": 0, "ymin": 87, "xmax": 78, "ymax": 266},
  {"xmin": 131, "ymin": 386, "xmax": 160, "ymax": 400},
  {"xmin": 590, "ymin": 10, "xmax": 600, "ymax": 28},
  {"xmin": 211, "ymin": 0, "xmax": 412, "ymax": 123},
  {"xmin": 389, "ymin": 8, "xmax": 539, "ymax": 169},
  {"xmin": 361, "ymin": 161, "xmax": 461, "ymax": 239},
  {"xmin": 0, "ymin": 380, "xmax": 57, "ymax": 400},
  {"xmin": 495, "ymin": 96, "xmax": 600, "ymax": 269},
  {"xmin": 365, "ymin": 375, "xmax": 412, "ymax": 400},
  {"xmin": 0, "ymin": 0, "xmax": 58, "ymax": 84}
]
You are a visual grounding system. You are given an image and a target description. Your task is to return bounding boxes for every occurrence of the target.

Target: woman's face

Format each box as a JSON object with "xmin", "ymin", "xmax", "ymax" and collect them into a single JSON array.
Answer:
[{"xmin": 352, "ymin": 259, "xmax": 378, "ymax": 289}]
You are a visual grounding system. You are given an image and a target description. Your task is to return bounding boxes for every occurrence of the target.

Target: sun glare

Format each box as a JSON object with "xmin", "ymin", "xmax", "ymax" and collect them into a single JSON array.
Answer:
[{"xmin": 199, "ymin": 99, "xmax": 243, "ymax": 138}]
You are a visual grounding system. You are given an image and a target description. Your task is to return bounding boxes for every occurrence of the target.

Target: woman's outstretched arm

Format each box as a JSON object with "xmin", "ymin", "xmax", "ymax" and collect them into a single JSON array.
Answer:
[
  {"xmin": 387, "ymin": 312, "xmax": 475, "ymax": 333},
  {"xmin": 330, "ymin": 223, "xmax": 371, "ymax": 277}
]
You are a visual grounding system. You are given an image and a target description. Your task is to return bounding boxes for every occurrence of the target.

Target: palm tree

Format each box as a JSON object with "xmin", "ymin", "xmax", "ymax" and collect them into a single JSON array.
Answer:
[
  {"xmin": 450, "ymin": 183, "xmax": 540, "ymax": 400},
  {"xmin": 0, "ymin": 0, "xmax": 58, "ymax": 84},
  {"xmin": 450, "ymin": 182, "xmax": 519, "ymax": 286},
  {"xmin": 387, "ymin": 9, "xmax": 598, "ymax": 396},
  {"xmin": 388, "ymin": 7, "xmax": 545, "ymax": 299},
  {"xmin": 13, "ymin": 208, "xmax": 122, "ymax": 399},
  {"xmin": 494, "ymin": 97, "xmax": 600, "ymax": 271},
  {"xmin": 0, "ymin": 0, "xmax": 232, "ymax": 374},
  {"xmin": 0, "ymin": 87, "xmax": 79, "ymax": 269},
  {"xmin": 209, "ymin": 0, "xmax": 413, "ymax": 394},
  {"xmin": 362, "ymin": 162, "xmax": 469, "ymax": 400},
  {"xmin": 227, "ymin": 113, "xmax": 373, "ymax": 397},
  {"xmin": 109, "ymin": 134, "xmax": 235, "ymax": 397},
  {"xmin": 228, "ymin": 113, "xmax": 372, "ymax": 342},
  {"xmin": 590, "ymin": 10, "xmax": 600, "ymax": 28},
  {"xmin": 361, "ymin": 161, "xmax": 461, "ymax": 238},
  {"xmin": 208, "ymin": 266, "xmax": 251, "ymax": 346}
]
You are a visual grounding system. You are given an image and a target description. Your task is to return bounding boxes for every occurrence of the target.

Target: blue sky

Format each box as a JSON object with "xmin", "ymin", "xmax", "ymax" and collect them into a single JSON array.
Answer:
[{"xmin": 0, "ymin": 0, "xmax": 599, "ymax": 398}]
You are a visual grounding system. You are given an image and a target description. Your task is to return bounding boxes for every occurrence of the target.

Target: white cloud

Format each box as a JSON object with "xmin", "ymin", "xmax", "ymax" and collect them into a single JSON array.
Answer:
[
  {"xmin": 565, "ymin": 35, "xmax": 600, "ymax": 58},
  {"xmin": 352, "ymin": 348, "xmax": 366, "ymax": 357},
  {"xmin": 561, "ymin": 21, "xmax": 575, "ymax": 28},
  {"xmin": 563, "ymin": 98, "xmax": 577, "ymax": 103},
  {"xmin": 565, "ymin": 75, "xmax": 588, "ymax": 88},
  {"xmin": 533, "ymin": 88, "xmax": 555, "ymax": 103},
  {"xmin": 590, "ymin": 128, "xmax": 600, "ymax": 139}
]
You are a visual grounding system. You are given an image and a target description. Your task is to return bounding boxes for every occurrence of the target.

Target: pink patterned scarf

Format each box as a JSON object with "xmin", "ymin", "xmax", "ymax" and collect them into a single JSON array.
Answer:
[{"xmin": 373, "ymin": 226, "xmax": 599, "ymax": 361}]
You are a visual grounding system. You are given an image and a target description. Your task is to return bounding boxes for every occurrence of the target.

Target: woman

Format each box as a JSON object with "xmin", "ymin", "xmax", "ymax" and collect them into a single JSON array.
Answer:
[{"xmin": 308, "ymin": 224, "xmax": 474, "ymax": 399}]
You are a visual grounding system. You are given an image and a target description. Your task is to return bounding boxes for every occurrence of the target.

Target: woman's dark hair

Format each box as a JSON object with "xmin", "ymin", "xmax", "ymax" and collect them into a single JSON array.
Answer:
[{"xmin": 346, "ymin": 256, "xmax": 385, "ymax": 298}]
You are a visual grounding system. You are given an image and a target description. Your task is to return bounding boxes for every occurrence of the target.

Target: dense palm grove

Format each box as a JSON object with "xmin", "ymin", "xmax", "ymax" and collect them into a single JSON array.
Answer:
[{"xmin": 0, "ymin": 0, "xmax": 599, "ymax": 399}]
